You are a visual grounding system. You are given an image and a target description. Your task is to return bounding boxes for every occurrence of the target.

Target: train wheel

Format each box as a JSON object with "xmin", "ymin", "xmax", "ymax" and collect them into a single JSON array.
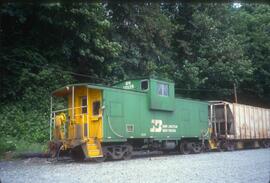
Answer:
[
  {"xmin": 226, "ymin": 142, "xmax": 235, "ymax": 151},
  {"xmin": 218, "ymin": 141, "xmax": 234, "ymax": 151},
  {"xmin": 180, "ymin": 141, "xmax": 191, "ymax": 155},
  {"xmin": 201, "ymin": 142, "xmax": 211, "ymax": 152},
  {"xmin": 111, "ymin": 146, "xmax": 124, "ymax": 160},
  {"xmin": 123, "ymin": 144, "xmax": 133, "ymax": 160},
  {"xmin": 71, "ymin": 146, "xmax": 85, "ymax": 161},
  {"xmin": 217, "ymin": 141, "xmax": 225, "ymax": 152},
  {"xmin": 191, "ymin": 142, "xmax": 202, "ymax": 154},
  {"xmin": 93, "ymin": 147, "xmax": 108, "ymax": 163},
  {"xmin": 204, "ymin": 146, "xmax": 211, "ymax": 153},
  {"xmin": 93, "ymin": 156, "xmax": 107, "ymax": 163},
  {"xmin": 48, "ymin": 141, "xmax": 63, "ymax": 159},
  {"xmin": 262, "ymin": 141, "xmax": 270, "ymax": 148}
]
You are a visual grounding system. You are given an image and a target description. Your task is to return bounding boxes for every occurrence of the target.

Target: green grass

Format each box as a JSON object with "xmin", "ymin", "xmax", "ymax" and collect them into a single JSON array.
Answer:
[
  {"xmin": 0, "ymin": 137, "xmax": 47, "ymax": 160},
  {"xmin": 15, "ymin": 141, "xmax": 47, "ymax": 154}
]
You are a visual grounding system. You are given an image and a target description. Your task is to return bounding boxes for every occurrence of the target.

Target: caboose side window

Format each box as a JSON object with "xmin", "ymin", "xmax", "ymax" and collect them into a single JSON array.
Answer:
[
  {"xmin": 93, "ymin": 101, "xmax": 100, "ymax": 116},
  {"xmin": 81, "ymin": 96, "xmax": 87, "ymax": 114},
  {"xmin": 141, "ymin": 80, "xmax": 149, "ymax": 91},
  {"xmin": 157, "ymin": 83, "xmax": 169, "ymax": 96}
]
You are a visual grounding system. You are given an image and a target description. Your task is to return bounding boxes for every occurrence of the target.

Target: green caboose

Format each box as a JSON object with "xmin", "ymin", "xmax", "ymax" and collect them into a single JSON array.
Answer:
[{"xmin": 50, "ymin": 78, "xmax": 209, "ymax": 161}]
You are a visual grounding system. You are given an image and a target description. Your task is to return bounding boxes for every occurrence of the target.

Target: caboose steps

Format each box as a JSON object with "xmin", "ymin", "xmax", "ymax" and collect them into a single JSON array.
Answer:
[{"xmin": 83, "ymin": 138, "xmax": 103, "ymax": 158}]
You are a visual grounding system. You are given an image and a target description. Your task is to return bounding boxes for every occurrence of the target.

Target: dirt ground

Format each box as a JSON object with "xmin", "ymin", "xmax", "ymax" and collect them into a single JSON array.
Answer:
[{"xmin": 0, "ymin": 149, "xmax": 270, "ymax": 183}]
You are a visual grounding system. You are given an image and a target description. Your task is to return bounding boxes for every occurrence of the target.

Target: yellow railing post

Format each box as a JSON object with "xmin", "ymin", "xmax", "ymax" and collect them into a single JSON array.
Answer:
[{"xmin": 50, "ymin": 96, "xmax": 53, "ymax": 141}]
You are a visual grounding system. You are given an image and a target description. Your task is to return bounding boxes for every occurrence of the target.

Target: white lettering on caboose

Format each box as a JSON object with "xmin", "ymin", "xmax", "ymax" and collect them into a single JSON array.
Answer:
[
  {"xmin": 123, "ymin": 81, "xmax": 135, "ymax": 89},
  {"xmin": 150, "ymin": 119, "xmax": 178, "ymax": 133}
]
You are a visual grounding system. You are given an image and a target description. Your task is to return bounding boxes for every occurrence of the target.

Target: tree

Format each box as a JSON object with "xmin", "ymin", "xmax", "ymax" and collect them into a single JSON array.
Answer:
[
  {"xmin": 0, "ymin": 3, "xmax": 121, "ymax": 142},
  {"xmin": 106, "ymin": 3, "xmax": 175, "ymax": 80},
  {"xmin": 232, "ymin": 4, "xmax": 270, "ymax": 101},
  {"xmin": 171, "ymin": 3, "xmax": 253, "ymax": 99}
]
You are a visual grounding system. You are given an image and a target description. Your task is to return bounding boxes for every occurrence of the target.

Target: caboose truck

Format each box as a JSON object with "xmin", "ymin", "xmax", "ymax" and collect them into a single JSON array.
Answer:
[{"xmin": 49, "ymin": 78, "xmax": 209, "ymax": 161}]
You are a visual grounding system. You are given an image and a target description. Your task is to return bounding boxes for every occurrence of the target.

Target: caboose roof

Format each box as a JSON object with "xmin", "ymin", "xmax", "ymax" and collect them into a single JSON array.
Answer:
[
  {"xmin": 52, "ymin": 83, "xmax": 104, "ymax": 97},
  {"xmin": 51, "ymin": 80, "xmax": 208, "ymax": 107},
  {"xmin": 112, "ymin": 77, "xmax": 173, "ymax": 86},
  {"xmin": 52, "ymin": 77, "xmax": 174, "ymax": 97},
  {"xmin": 51, "ymin": 82, "xmax": 146, "ymax": 97}
]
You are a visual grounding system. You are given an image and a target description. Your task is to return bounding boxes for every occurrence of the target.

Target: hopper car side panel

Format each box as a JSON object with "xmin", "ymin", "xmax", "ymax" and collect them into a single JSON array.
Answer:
[
  {"xmin": 210, "ymin": 101, "xmax": 270, "ymax": 151},
  {"xmin": 230, "ymin": 103, "xmax": 270, "ymax": 140}
]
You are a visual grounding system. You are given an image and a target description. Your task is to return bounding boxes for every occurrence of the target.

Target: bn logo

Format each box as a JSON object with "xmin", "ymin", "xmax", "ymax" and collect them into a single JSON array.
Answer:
[{"xmin": 150, "ymin": 119, "xmax": 162, "ymax": 133}]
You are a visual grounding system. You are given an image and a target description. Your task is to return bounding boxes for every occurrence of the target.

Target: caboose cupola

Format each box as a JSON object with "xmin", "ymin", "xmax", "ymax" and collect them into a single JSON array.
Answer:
[{"xmin": 113, "ymin": 78, "xmax": 175, "ymax": 111}]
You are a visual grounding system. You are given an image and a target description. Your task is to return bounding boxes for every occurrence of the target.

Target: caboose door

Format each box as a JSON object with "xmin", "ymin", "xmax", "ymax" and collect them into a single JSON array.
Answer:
[{"xmin": 87, "ymin": 88, "xmax": 103, "ymax": 140}]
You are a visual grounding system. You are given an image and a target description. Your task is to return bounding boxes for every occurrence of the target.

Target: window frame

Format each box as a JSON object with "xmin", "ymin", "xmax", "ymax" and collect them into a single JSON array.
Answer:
[
  {"xmin": 140, "ymin": 79, "xmax": 149, "ymax": 91},
  {"xmin": 126, "ymin": 124, "xmax": 134, "ymax": 133},
  {"xmin": 92, "ymin": 101, "xmax": 101, "ymax": 116},
  {"xmin": 157, "ymin": 82, "xmax": 169, "ymax": 97},
  {"xmin": 81, "ymin": 96, "xmax": 87, "ymax": 114}
]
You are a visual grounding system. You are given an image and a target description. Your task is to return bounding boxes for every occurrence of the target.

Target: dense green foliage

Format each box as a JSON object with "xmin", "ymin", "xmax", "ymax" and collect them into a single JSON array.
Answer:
[{"xmin": 0, "ymin": 3, "xmax": 269, "ymax": 153}]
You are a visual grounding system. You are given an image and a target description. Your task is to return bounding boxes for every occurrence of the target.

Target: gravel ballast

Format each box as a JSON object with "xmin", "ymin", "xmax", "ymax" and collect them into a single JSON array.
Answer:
[{"xmin": 0, "ymin": 149, "xmax": 270, "ymax": 183}]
